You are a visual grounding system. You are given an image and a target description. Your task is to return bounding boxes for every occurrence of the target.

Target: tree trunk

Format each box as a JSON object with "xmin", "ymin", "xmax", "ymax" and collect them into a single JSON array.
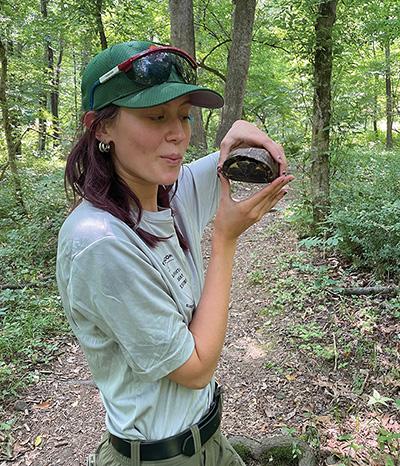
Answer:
[
  {"xmin": 51, "ymin": 40, "xmax": 63, "ymax": 147},
  {"xmin": 384, "ymin": 41, "xmax": 393, "ymax": 150},
  {"xmin": 169, "ymin": 0, "xmax": 207, "ymax": 152},
  {"xmin": 46, "ymin": 41, "xmax": 57, "ymax": 143},
  {"xmin": 81, "ymin": 35, "xmax": 92, "ymax": 70},
  {"xmin": 73, "ymin": 50, "xmax": 79, "ymax": 130},
  {"xmin": 215, "ymin": 0, "xmax": 256, "ymax": 146},
  {"xmin": 38, "ymin": 94, "xmax": 47, "ymax": 152},
  {"xmin": 39, "ymin": 0, "xmax": 50, "ymax": 153},
  {"xmin": 372, "ymin": 41, "xmax": 378, "ymax": 137},
  {"xmin": 0, "ymin": 38, "xmax": 26, "ymax": 213},
  {"xmin": 310, "ymin": 0, "xmax": 337, "ymax": 227},
  {"xmin": 373, "ymin": 77, "xmax": 378, "ymax": 135},
  {"xmin": 95, "ymin": 0, "xmax": 108, "ymax": 50}
]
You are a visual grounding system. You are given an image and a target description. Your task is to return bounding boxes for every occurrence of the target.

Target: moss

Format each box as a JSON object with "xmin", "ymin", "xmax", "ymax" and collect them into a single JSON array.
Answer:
[
  {"xmin": 232, "ymin": 442, "xmax": 253, "ymax": 463},
  {"xmin": 260, "ymin": 445, "xmax": 301, "ymax": 466}
]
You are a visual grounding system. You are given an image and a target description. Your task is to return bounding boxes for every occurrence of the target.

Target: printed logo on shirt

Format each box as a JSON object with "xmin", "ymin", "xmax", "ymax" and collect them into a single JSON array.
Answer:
[
  {"xmin": 162, "ymin": 254, "xmax": 174, "ymax": 266},
  {"xmin": 161, "ymin": 253, "xmax": 195, "ymax": 313}
]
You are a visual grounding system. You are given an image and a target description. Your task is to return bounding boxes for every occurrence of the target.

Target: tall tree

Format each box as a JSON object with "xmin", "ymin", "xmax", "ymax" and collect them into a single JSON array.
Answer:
[
  {"xmin": 215, "ymin": 0, "xmax": 257, "ymax": 146},
  {"xmin": 169, "ymin": 0, "xmax": 207, "ymax": 151},
  {"xmin": 372, "ymin": 41, "xmax": 379, "ymax": 137},
  {"xmin": 38, "ymin": 0, "xmax": 63, "ymax": 149},
  {"xmin": 38, "ymin": 0, "xmax": 50, "ymax": 152},
  {"xmin": 360, "ymin": 0, "xmax": 400, "ymax": 148},
  {"xmin": 50, "ymin": 37, "xmax": 63, "ymax": 147},
  {"xmin": 95, "ymin": 0, "xmax": 108, "ymax": 50},
  {"xmin": 0, "ymin": 38, "xmax": 26, "ymax": 212},
  {"xmin": 384, "ymin": 40, "xmax": 393, "ymax": 149},
  {"xmin": 310, "ymin": 0, "xmax": 337, "ymax": 227}
]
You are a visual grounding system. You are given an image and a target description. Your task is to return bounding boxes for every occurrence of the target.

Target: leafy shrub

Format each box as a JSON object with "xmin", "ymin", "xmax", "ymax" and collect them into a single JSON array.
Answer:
[
  {"xmin": 291, "ymin": 148, "xmax": 400, "ymax": 278},
  {"xmin": 0, "ymin": 162, "xmax": 68, "ymax": 285},
  {"xmin": 327, "ymin": 148, "xmax": 400, "ymax": 277}
]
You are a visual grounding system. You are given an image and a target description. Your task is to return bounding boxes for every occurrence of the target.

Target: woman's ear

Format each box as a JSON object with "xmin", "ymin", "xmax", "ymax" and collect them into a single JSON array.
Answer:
[
  {"xmin": 83, "ymin": 111, "xmax": 111, "ymax": 142},
  {"xmin": 83, "ymin": 111, "xmax": 96, "ymax": 129}
]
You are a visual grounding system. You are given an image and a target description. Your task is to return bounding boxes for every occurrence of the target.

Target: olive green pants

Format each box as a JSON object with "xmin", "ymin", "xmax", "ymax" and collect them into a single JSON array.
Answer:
[{"xmin": 89, "ymin": 428, "xmax": 245, "ymax": 466}]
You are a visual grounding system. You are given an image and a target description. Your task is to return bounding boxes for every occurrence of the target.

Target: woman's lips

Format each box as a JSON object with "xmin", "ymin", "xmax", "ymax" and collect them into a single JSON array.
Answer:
[{"xmin": 161, "ymin": 154, "xmax": 183, "ymax": 166}]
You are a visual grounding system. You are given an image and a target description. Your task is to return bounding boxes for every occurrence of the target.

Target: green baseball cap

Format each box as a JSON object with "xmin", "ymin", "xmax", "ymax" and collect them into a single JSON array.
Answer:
[{"xmin": 81, "ymin": 40, "xmax": 224, "ymax": 111}]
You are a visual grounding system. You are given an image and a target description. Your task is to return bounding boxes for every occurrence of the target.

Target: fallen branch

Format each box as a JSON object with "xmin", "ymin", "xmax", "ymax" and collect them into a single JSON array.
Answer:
[{"xmin": 332, "ymin": 286, "xmax": 398, "ymax": 297}]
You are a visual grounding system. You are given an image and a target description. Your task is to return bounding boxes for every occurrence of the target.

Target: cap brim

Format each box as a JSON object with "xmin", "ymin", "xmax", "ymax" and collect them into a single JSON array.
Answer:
[{"xmin": 112, "ymin": 82, "xmax": 224, "ymax": 109}]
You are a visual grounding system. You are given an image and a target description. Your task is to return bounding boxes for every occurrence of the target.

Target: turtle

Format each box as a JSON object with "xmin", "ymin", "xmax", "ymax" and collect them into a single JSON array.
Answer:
[{"xmin": 221, "ymin": 147, "xmax": 280, "ymax": 184}]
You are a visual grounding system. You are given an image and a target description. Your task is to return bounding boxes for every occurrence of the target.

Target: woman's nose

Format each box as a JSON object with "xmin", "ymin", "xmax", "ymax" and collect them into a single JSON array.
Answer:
[{"xmin": 166, "ymin": 118, "xmax": 186, "ymax": 143}]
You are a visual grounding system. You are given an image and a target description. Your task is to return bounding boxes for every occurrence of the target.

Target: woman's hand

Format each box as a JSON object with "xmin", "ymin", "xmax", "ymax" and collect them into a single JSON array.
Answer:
[
  {"xmin": 169, "ymin": 122, "xmax": 292, "ymax": 390},
  {"xmin": 214, "ymin": 172, "xmax": 294, "ymax": 243},
  {"xmin": 218, "ymin": 120, "xmax": 287, "ymax": 176}
]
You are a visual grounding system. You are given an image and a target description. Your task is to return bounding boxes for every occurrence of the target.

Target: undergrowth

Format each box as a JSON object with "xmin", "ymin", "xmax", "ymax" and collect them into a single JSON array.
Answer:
[
  {"xmin": 255, "ymin": 226, "xmax": 400, "ymax": 465},
  {"xmin": 0, "ymin": 158, "xmax": 69, "ymax": 402}
]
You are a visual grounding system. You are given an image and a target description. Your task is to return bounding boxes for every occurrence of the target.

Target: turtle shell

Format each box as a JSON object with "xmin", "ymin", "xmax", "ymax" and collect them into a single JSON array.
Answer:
[{"xmin": 221, "ymin": 147, "xmax": 279, "ymax": 183}]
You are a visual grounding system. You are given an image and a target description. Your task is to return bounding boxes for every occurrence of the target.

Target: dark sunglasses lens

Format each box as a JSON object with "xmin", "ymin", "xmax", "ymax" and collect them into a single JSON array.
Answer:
[
  {"xmin": 174, "ymin": 55, "xmax": 197, "ymax": 85},
  {"xmin": 128, "ymin": 52, "xmax": 172, "ymax": 86}
]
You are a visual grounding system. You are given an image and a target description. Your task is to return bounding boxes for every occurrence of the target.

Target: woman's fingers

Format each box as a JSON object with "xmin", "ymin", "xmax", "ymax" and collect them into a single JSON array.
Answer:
[
  {"xmin": 217, "ymin": 137, "xmax": 237, "ymax": 170},
  {"xmin": 215, "ymin": 172, "xmax": 292, "ymax": 241},
  {"xmin": 238, "ymin": 175, "xmax": 294, "ymax": 210},
  {"xmin": 217, "ymin": 121, "xmax": 288, "ymax": 176},
  {"xmin": 257, "ymin": 187, "xmax": 288, "ymax": 215},
  {"xmin": 217, "ymin": 171, "xmax": 232, "ymax": 199},
  {"xmin": 252, "ymin": 187, "xmax": 288, "ymax": 219},
  {"xmin": 261, "ymin": 140, "xmax": 287, "ymax": 176},
  {"xmin": 233, "ymin": 175, "xmax": 293, "ymax": 222}
]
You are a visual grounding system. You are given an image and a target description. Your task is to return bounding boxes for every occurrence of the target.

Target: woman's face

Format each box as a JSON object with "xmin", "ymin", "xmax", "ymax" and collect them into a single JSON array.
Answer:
[{"xmin": 100, "ymin": 96, "xmax": 192, "ymax": 195}]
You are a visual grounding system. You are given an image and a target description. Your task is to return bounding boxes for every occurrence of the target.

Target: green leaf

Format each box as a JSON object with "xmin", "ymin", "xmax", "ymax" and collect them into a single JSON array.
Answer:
[
  {"xmin": 367, "ymin": 389, "xmax": 393, "ymax": 406},
  {"xmin": 337, "ymin": 434, "xmax": 353, "ymax": 441}
]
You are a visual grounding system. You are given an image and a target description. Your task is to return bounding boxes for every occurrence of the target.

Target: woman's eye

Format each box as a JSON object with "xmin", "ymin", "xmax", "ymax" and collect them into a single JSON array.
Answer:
[
  {"xmin": 181, "ymin": 115, "xmax": 192, "ymax": 121},
  {"xmin": 150, "ymin": 115, "xmax": 165, "ymax": 121}
]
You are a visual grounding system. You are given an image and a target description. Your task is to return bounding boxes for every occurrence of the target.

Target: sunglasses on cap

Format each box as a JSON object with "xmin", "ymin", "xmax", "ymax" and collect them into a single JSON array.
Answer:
[{"xmin": 89, "ymin": 45, "xmax": 198, "ymax": 110}]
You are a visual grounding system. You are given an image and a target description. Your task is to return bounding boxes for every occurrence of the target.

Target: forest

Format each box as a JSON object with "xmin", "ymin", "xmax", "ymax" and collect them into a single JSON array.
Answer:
[{"xmin": 0, "ymin": 0, "xmax": 399, "ymax": 465}]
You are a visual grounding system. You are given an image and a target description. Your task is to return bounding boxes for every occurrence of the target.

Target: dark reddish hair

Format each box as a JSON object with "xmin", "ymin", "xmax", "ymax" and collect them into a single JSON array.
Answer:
[{"xmin": 65, "ymin": 105, "xmax": 188, "ymax": 249}]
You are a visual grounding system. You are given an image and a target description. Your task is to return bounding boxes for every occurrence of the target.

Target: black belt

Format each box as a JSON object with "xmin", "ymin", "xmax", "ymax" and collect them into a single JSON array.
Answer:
[{"xmin": 110, "ymin": 385, "xmax": 222, "ymax": 460}]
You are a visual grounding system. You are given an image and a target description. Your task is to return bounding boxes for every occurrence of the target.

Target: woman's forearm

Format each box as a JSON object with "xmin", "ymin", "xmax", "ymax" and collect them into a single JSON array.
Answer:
[
  {"xmin": 189, "ymin": 236, "xmax": 237, "ymax": 379},
  {"xmin": 167, "ymin": 235, "xmax": 236, "ymax": 388}
]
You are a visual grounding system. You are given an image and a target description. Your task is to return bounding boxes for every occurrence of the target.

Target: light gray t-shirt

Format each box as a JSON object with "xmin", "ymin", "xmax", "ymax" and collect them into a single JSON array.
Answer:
[{"xmin": 56, "ymin": 152, "xmax": 220, "ymax": 441}]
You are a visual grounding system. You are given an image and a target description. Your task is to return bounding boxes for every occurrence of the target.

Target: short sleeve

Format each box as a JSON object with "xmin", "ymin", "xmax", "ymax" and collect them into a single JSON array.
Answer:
[
  {"xmin": 175, "ymin": 152, "xmax": 221, "ymax": 233},
  {"xmin": 67, "ymin": 236, "xmax": 195, "ymax": 382}
]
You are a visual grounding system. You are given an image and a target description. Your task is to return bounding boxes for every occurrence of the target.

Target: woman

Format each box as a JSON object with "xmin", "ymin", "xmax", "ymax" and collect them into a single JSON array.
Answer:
[{"xmin": 56, "ymin": 40, "xmax": 293, "ymax": 466}]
